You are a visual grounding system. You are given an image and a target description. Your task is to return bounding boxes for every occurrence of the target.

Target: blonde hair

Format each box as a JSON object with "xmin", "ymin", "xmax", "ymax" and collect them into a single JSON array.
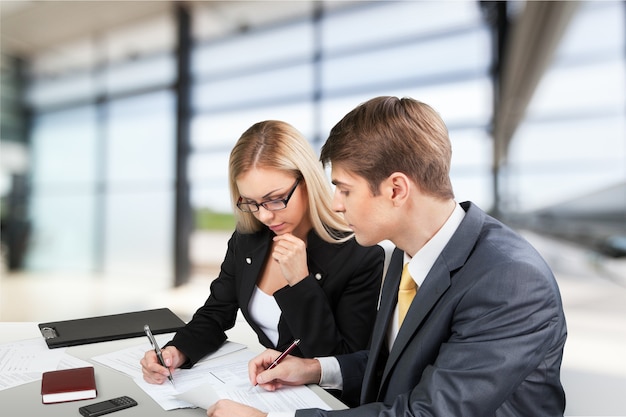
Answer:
[{"xmin": 229, "ymin": 120, "xmax": 351, "ymax": 242}]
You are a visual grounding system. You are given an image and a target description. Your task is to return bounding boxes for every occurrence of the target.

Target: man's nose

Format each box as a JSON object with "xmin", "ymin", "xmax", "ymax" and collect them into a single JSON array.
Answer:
[{"xmin": 332, "ymin": 191, "xmax": 345, "ymax": 213}]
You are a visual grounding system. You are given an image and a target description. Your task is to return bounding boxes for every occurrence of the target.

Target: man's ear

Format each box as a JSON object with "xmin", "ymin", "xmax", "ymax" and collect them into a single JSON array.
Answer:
[{"xmin": 386, "ymin": 172, "xmax": 410, "ymax": 207}]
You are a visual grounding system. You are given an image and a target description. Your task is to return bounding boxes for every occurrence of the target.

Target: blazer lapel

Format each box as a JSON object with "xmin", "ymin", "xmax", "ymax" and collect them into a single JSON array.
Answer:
[{"xmin": 239, "ymin": 233, "xmax": 272, "ymax": 320}]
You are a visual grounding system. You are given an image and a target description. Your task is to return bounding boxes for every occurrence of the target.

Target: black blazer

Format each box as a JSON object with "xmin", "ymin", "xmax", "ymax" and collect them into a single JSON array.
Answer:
[
  {"xmin": 168, "ymin": 228, "xmax": 384, "ymax": 367},
  {"xmin": 298, "ymin": 202, "xmax": 567, "ymax": 417}
]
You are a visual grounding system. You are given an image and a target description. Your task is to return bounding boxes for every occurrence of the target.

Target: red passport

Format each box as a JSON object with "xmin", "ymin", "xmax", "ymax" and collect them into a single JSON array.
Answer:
[{"xmin": 41, "ymin": 366, "xmax": 97, "ymax": 404}]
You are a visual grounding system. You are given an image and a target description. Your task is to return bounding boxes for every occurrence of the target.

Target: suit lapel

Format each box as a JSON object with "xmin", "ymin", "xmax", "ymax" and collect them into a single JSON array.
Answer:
[
  {"xmin": 376, "ymin": 248, "xmax": 404, "ymax": 337},
  {"xmin": 360, "ymin": 248, "xmax": 403, "ymax": 403}
]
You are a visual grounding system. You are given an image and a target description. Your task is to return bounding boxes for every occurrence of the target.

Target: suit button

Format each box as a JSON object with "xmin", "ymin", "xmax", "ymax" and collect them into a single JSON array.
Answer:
[{"xmin": 315, "ymin": 273, "xmax": 322, "ymax": 280}]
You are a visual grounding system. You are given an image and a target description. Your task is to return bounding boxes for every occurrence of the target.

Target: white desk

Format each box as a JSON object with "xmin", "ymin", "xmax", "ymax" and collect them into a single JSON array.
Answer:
[{"xmin": 0, "ymin": 322, "xmax": 346, "ymax": 416}]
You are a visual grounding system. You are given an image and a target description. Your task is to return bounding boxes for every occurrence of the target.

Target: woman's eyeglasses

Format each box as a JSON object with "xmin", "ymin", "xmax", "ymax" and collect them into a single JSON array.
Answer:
[{"xmin": 236, "ymin": 178, "xmax": 301, "ymax": 213}]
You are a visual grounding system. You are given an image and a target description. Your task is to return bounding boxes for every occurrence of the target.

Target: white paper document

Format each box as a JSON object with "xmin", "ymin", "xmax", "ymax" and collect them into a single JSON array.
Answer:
[
  {"xmin": 175, "ymin": 356, "xmax": 331, "ymax": 412},
  {"xmin": 133, "ymin": 348, "xmax": 259, "ymax": 410},
  {"xmin": 96, "ymin": 342, "xmax": 330, "ymax": 412},
  {"xmin": 92, "ymin": 334, "xmax": 246, "ymax": 380},
  {"xmin": 179, "ymin": 382, "xmax": 331, "ymax": 412},
  {"xmin": 0, "ymin": 337, "xmax": 92, "ymax": 391},
  {"xmin": 92, "ymin": 336, "xmax": 250, "ymax": 410},
  {"xmin": 130, "ymin": 353, "xmax": 239, "ymax": 410}
]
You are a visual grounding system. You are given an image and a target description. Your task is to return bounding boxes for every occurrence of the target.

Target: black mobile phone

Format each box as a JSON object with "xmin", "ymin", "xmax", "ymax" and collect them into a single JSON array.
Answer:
[{"xmin": 78, "ymin": 396, "xmax": 137, "ymax": 417}]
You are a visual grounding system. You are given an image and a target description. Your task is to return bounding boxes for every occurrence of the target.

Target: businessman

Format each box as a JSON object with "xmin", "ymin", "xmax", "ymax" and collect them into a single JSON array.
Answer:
[{"xmin": 207, "ymin": 96, "xmax": 567, "ymax": 417}]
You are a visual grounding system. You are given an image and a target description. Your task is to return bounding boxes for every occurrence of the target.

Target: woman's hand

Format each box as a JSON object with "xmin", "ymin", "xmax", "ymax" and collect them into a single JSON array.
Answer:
[
  {"xmin": 140, "ymin": 345, "xmax": 185, "ymax": 384},
  {"xmin": 272, "ymin": 233, "xmax": 309, "ymax": 285}
]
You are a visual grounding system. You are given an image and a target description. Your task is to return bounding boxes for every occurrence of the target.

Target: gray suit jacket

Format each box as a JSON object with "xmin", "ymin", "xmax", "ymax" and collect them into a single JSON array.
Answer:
[{"xmin": 298, "ymin": 202, "xmax": 567, "ymax": 417}]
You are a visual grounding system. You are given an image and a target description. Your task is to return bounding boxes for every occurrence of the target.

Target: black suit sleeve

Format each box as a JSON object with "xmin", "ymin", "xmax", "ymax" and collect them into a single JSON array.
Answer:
[{"xmin": 165, "ymin": 233, "xmax": 240, "ymax": 367}]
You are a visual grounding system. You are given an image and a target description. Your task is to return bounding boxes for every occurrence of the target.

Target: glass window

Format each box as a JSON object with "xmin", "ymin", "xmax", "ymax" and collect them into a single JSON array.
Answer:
[
  {"xmin": 30, "ymin": 106, "xmax": 98, "ymax": 186},
  {"xmin": 556, "ymin": 2, "xmax": 623, "ymax": 57},
  {"xmin": 26, "ymin": 73, "xmax": 96, "ymax": 109},
  {"xmin": 27, "ymin": 106, "xmax": 99, "ymax": 271},
  {"xmin": 322, "ymin": 28, "xmax": 490, "ymax": 92},
  {"xmin": 192, "ymin": 23, "xmax": 314, "ymax": 77},
  {"xmin": 106, "ymin": 91, "xmax": 176, "ymax": 185},
  {"xmin": 193, "ymin": 64, "xmax": 314, "ymax": 112},
  {"xmin": 191, "ymin": 102, "xmax": 315, "ymax": 149},
  {"xmin": 104, "ymin": 189, "xmax": 174, "ymax": 284},
  {"xmin": 189, "ymin": 151, "xmax": 231, "ymax": 213},
  {"xmin": 103, "ymin": 90, "xmax": 176, "ymax": 282},
  {"xmin": 509, "ymin": 1, "xmax": 625, "ymax": 211},
  {"xmin": 527, "ymin": 62, "xmax": 624, "ymax": 116},
  {"xmin": 321, "ymin": 1, "xmax": 482, "ymax": 53},
  {"xmin": 26, "ymin": 193, "xmax": 96, "ymax": 271},
  {"xmin": 104, "ymin": 53, "xmax": 176, "ymax": 95},
  {"xmin": 510, "ymin": 118, "xmax": 625, "ymax": 210}
]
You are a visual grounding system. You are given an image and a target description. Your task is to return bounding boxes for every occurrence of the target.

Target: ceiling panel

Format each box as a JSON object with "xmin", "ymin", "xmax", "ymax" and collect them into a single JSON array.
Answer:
[{"xmin": 0, "ymin": 1, "xmax": 173, "ymax": 57}]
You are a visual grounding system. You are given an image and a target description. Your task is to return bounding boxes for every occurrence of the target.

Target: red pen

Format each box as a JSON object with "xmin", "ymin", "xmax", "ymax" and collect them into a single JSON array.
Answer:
[
  {"xmin": 267, "ymin": 339, "xmax": 300, "ymax": 370},
  {"xmin": 251, "ymin": 338, "xmax": 300, "ymax": 390}
]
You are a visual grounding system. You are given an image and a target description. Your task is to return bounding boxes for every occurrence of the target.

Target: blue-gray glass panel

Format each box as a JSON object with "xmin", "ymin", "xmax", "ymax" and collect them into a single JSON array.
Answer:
[
  {"xmin": 104, "ymin": 54, "xmax": 176, "ymax": 95},
  {"xmin": 321, "ymin": 29, "xmax": 489, "ymax": 92},
  {"xmin": 106, "ymin": 91, "xmax": 176, "ymax": 185},
  {"xmin": 104, "ymin": 189, "xmax": 174, "ymax": 284},
  {"xmin": 191, "ymin": 102, "xmax": 315, "ymax": 149},
  {"xmin": 26, "ymin": 73, "xmax": 96, "ymax": 109},
  {"xmin": 30, "ymin": 106, "xmax": 98, "ymax": 185},
  {"xmin": 193, "ymin": 65, "xmax": 314, "ymax": 111},
  {"xmin": 192, "ymin": 23, "xmax": 314, "ymax": 76},
  {"xmin": 26, "ymin": 193, "xmax": 96, "ymax": 271},
  {"xmin": 321, "ymin": 1, "xmax": 482, "ymax": 53}
]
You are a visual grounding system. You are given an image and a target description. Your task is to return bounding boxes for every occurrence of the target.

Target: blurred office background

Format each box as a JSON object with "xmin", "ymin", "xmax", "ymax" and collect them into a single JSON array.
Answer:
[{"xmin": 0, "ymin": 1, "xmax": 625, "ymax": 415}]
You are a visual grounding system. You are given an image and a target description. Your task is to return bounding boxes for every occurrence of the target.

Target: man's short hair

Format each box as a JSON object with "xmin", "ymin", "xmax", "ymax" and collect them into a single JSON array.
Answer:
[{"xmin": 320, "ymin": 96, "xmax": 454, "ymax": 199}]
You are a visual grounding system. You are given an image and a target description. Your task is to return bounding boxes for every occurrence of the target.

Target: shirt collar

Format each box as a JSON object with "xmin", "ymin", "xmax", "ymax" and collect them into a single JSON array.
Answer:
[{"xmin": 403, "ymin": 202, "xmax": 465, "ymax": 287}]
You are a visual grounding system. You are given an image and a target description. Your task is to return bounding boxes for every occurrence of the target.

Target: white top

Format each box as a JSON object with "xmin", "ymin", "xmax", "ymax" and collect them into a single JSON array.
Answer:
[{"xmin": 248, "ymin": 285, "xmax": 281, "ymax": 347}]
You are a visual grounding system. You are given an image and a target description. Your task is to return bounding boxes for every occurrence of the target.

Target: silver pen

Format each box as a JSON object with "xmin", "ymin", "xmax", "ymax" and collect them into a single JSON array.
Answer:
[{"xmin": 144, "ymin": 324, "xmax": 175, "ymax": 387}]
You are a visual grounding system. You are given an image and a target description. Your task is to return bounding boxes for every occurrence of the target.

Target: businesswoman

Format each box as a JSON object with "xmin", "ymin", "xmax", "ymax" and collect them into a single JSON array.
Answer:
[{"xmin": 141, "ymin": 120, "xmax": 384, "ymax": 384}]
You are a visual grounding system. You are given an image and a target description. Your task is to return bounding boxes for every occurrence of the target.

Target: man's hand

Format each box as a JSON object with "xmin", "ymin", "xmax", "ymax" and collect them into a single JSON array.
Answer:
[
  {"xmin": 140, "ymin": 345, "xmax": 185, "ymax": 384},
  {"xmin": 249, "ymin": 349, "xmax": 322, "ymax": 391},
  {"xmin": 206, "ymin": 399, "xmax": 268, "ymax": 417}
]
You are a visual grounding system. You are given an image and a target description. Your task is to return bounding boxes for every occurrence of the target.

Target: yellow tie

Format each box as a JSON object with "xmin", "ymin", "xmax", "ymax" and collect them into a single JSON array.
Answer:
[{"xmin": 398, "ymin": 263, "xmax": 417, "ymax": 326}]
